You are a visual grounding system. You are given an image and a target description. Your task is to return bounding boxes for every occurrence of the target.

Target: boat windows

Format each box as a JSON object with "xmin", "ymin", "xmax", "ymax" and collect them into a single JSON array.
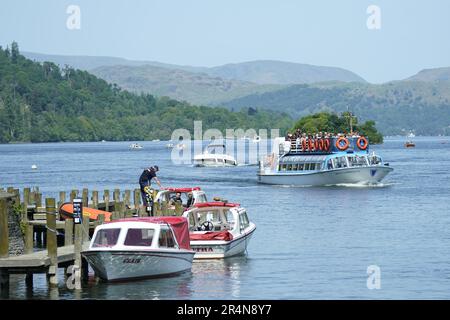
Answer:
[
  {"xmin": 369, "ymin": 156, "xmax": 382, "ymax": 165},
  {"xmin": 225, "ymin": 210, "xmax": 236, "ymax": 230},
  {"xmin": 348, "ymin": 155, "xmax": 368, "ymax": 167},
  {"xmin": 239, "ymin": 212, "xmax": 250, "ymax": 231},
  {"xmin": 92, "ymin": 228, "xmax": 121, "ymax": 248},
  {"xmin": 334, "ymin": 156, "xmax": 348, "ymax": 168},
  {"xmin": 158, "ymin": 227, "xmax": 176, "ymax": 248},
  {"xmin": 124, "ymin": 228, "xmax": 154, "ymax": 247}
]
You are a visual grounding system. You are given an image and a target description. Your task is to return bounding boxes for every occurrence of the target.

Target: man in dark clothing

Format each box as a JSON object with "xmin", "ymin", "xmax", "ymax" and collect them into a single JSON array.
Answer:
[{"xmin": 139, "ymin": 165, "xmax": 162, "ymax": 207}]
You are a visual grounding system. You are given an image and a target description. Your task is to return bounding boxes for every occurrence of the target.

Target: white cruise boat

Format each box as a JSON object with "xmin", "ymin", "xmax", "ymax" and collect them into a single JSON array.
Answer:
[
  {"xmin": 258, "ymin": 136, "xmax": 393, "ymax": 186},
  {"xmin": 82, "ymin": 217, "xmax": 195, "ymax": 281},
  {"xmin": 182, "ymin": 202, "xmax": 256, "ymax": 259},
  {"xmin": 193, "ymin": 144, "xmax": 237, "ymax": 167}
]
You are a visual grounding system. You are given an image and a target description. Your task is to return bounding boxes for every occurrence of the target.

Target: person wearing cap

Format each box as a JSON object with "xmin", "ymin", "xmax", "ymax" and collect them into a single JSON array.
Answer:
[{"xmin": 139, "ymin": 165, "xmax": 162, "ymax": 207}]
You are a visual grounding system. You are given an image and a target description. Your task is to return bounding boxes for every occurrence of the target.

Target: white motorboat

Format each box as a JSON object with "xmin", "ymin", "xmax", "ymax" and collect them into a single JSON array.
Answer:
[
  {"xmin": 129, "ymin": 143, "xmax": 143, "ymax": 150},
  {"xmin": 182, "ymin": 202, "xmax": 256, "ymax": 259},
  {"xmin": 258, "ymin": 136, "xmax": 393, "ymax": 186},
  {"xmin": 166, "ymin": 143, "xmax": 175, "ymax": 148},
  {"xmin": 193, "ymin": 144, "xmax": 237, "ymax": 167},
  {"xmin": 82, "ymin": 217, "xmax": 195, "ymax": 281}
]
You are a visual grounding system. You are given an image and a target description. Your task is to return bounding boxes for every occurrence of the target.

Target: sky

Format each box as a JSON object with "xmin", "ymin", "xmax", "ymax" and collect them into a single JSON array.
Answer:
[{"xmin": 1, "ymin": 0, "xmax": 449, "ymax": 83}]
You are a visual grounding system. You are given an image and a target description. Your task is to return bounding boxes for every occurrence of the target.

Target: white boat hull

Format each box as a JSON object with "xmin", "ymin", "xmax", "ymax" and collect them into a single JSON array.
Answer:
[
  {"xmin": 258, "ymin": 166, "xmax": 393, "ymax": 186},
  {"xmin": 82, "ymin": 249, "xmax": 195, "ymax": 281},
  {"xmin": 190, "ymin": 225, "xmax": 256, "ymax": 259}
]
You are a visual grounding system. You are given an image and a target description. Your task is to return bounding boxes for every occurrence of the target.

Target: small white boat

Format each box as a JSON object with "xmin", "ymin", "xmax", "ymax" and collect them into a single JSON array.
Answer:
[
  {"xmin": 166, "ymin": 143, "xmax": 175, "ymax": 148},
  {"xmin": 182, "ymin": 202, "xmax": 256, "ymax": 259},
  {"xmin": 252, "ymin": 135, "xmax": 261, "ymax": 143},
  {"xmin": 82, "ymin": 217, "xmax": 195, "ymax": 281},
  {"xmin": 129, "ymin": 143, "xmax": 143, "ymax": 150},
  {"xmin": 176, "ymin": 143, "xmax": 186, "ymax": 150},
  {"xmin": 193, "ymin": 144, "xmax": 237, "ymax": 167}
]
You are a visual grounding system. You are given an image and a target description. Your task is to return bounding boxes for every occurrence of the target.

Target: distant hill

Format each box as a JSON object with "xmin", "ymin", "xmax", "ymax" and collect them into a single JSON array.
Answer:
[
  {"xmin": 0, "ymin": 44, "xmax": 293, "ymax": 143},
  {"xmin": 205, "ymin": 60, "xmax": 367, "ymax": 85},
  {"xmin": 91, "ymin": 64, "xmax": 282, "ymax": 105},
  {"xmin": 406, "ymin": 67, "xmax": 450, "ymax": 82},
  {"xmin": 219, "ymin": 81, "xmax": 450, "ymax": 135}
]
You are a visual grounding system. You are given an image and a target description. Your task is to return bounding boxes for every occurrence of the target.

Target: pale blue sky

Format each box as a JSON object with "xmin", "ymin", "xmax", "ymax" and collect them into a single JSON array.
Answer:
[{"xmin": 1, "ymin": 0, "xmax": 449, "ymax": 83}]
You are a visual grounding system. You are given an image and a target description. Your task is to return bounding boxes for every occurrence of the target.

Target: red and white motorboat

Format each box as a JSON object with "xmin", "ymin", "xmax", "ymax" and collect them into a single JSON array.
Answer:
[
  {"xmin": 82, "ymin": 217, "xmax": 195, "ymax": 281},
  {"xmin": 182, "ymin": 202, "xmax": 256, "ymax": 259}
]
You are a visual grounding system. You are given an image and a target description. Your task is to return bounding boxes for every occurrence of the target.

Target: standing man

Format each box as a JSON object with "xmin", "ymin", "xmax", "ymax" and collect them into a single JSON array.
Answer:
[{"xmin": 139, "ymin": 165, "xmax": 162, "ymax": 214}]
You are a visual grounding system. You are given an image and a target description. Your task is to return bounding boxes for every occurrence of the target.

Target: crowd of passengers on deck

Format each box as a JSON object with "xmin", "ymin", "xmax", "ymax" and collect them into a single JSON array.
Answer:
[{"xmin": 284, "ymin": 129, "xmax": 366, "ymax": 153}]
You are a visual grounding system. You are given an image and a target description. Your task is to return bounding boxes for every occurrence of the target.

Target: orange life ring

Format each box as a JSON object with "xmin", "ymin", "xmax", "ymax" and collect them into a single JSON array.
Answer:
[
  {"xmin": 323, "ymin": 139, "xmax": 330, "ymax": 151},
  {"xmin": 318, "ymin": 139, "xmax": 324, "ymax": 151},
  {"xmin": 302, "ymin": 139, "xmax": 307, "ymax": 152},
  {"xmin": 315, "ymin": 139, "xmax": 320, "ymax": 151},
  {"xmin": 335, "ymin": 137, "xmax": 349, "ymax": 151},
  {"xmin": 357, "ymin": 136, "xmax": 368, "ymax": 150}
]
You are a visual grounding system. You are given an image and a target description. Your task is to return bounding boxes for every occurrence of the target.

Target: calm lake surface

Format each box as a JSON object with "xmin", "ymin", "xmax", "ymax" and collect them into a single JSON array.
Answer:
[{"xmin": 1, "ymin": 136, "xmax": 450, "ymax": 299}]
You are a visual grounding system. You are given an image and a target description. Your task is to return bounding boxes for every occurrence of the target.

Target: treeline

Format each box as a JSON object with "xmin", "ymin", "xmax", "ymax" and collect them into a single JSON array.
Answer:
[
  {"xmin": 292, "ymin": 112, "xmax": 383, "ymax": 144},
  {"xmin": 0, "ymin": 43, "xmax": 293, "ymax": 143}
]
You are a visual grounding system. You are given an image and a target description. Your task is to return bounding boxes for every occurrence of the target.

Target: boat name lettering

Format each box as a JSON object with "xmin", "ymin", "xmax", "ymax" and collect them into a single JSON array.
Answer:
[{"xmin": 123, "ymin": 258, "xmax": 141, "ymax": 264}]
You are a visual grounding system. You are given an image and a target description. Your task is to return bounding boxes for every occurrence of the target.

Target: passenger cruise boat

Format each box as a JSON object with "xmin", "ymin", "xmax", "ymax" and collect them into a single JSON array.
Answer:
[
  {"xmin": 182, "ymin": 202, "xmax": 256, "ymax": 259},
  {"xmin": 82, "ymin": 217, "xmax": 195, "ymax": 281},
  {"xmin": 258, "ymin": 136, "xmax": 393, "ymax": 186},
  {"xmin": 193, "ymin": 143, "xmax": 237, "ymax": 167}
]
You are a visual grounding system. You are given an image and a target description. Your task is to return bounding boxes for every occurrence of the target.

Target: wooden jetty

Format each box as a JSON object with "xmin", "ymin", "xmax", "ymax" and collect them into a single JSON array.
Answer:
[{"xmin": 0, "ymin": 186, "xmax": 182, "ymax": 297}]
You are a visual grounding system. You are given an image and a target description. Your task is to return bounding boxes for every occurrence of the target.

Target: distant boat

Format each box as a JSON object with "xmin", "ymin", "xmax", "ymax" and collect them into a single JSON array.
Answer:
[
  {"xmin": 166, "ymin": 143, "xmax": 175, "ymax": 148},
  {"xmin": 252, "ymin": 135, "xmax": 261, "ymax": 143},
  {"xmin": 405, "ymin": 131, "xmax": 415, "ymax": 148},
  {"xmin": 152, "ymin": 139, "xmax": 160, "ymax": 142},
  {"xmin": 129, "ymin": 143, "xmax": 143, "ymax": 150},
  {"xmin": 194, "ymin": 143, "xmax": 237, "ymax": 167}
]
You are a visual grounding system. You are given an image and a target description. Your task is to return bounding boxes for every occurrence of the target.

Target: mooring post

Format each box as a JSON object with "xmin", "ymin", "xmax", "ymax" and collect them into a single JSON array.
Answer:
[
  {"xmin": 0, "ymin": 197, "xmax": 10, "ymax": 258},
  {"xmin": 23, "ymin": 187, "xmax": 30, "ymax": 220},
  {"xmin": 124, "ymin": 189, "xmax": 131, "ymax": 208},
  {"xmin": 70, "ymin": 189, "xmax": 78, "ymax": 202},
  {"xmin": 113, "ymin": 189, "xmax": 120, "ymax": 219},
  {"xmin": 82, "ymin": 188, "xmax": 89, "ymax": 207},
  {"xmin": 74, "ymin": 223, "xmax": 82, "ymax": 290},
  {"xmin": 92, "ymin": 191, "xmax": 99, "ymax": 209},
  {"xmin": 104, "ymin": 190, "xmax": 110, "ymax": 213},
  {"xmin": 64, "ymin": 218, "xmax": 74, "ymax": 246},
  {"xmin": 133, "ymin": 189, "xmax": 141, "ymax": 216},
  {"xmin": 35, "ymin": 191, "xmax": 42, "ymax": 208},
  {"xmin": 82, "ymin": 212, "xmax": 90, "ymax": 243},
  {"xmin": 58, "ymin": 191, "xmax": 66, "ymax": 209},
  {"xmin": 46, "ymin": 198, "xmax": 58, "ymax": 286}
]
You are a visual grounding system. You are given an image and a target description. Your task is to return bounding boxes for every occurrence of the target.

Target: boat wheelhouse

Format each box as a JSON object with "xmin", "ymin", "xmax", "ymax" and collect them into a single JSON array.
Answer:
[
  {"xmin": 258, "ymin": 136, "xmax": 393, "ymax": 186},
  {"xmin": 182, "ymin": 202, "xmax": 256, "ymax": 259},
  {"xmin": 82, "ymin": 217, "xmax": 195, "ymax": 281}
]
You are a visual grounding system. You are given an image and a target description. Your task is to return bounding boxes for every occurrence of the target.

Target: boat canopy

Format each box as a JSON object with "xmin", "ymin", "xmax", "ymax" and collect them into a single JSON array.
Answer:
[
  {"xmin": 279, "ymin": 155, "xmax": 328, "ymax": 164},
  {"xmin": 194, "ymin": 202, "xmax": 240, "ymax": 208},
  {"xmin": 162, "ymin": 187, "xmax": 201, "ymax": 192},
  {"xmin": 112, "ymin": 217, "xmax": 191, "ymax": 250}
]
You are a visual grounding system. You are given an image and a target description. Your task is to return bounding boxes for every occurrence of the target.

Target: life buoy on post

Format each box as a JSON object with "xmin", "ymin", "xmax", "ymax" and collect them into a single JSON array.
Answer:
[
  {"xmin": 357, "ymin": 136, "xmax": 368, "ymax": 150},
  {"xmin": 335, "ymin": 137, "xmax": 350, "ymax": 151}
]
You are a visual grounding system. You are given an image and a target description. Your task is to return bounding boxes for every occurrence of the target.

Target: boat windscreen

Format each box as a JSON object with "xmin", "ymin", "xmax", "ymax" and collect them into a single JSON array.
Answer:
[{"xmin": 280, "ymin": 155, "xmax": 327, "ymax": 164}]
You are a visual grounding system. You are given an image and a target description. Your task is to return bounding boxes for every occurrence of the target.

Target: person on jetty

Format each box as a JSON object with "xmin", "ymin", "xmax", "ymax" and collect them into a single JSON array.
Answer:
[{"xmin": 139, "ymin": 165, "xmax": 162, "ymax": 207}]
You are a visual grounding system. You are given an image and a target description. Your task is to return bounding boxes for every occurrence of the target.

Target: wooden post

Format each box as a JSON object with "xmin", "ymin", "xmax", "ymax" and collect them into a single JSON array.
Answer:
[
  {"xmin": 92, "ymin": 191, "xmax": 99, "ymax": 209},
  {"xmin": 34, "ymin": 192, "xmax": 42, "ymax": 208},
  {"xmin": 70, "ymin": 190, "xmax": 78, "ymax": 202},
  {"xmin": 23, "ymin": 188, "xmax": 30, "ymax": 220},
  {"xmin": 58, "ymin": 191, "xmax": 66, "ymax": 208},
  {"xmin": 104, "ymin": 190, "xmax": 110, "ymax": 212},
  {"xmin": 74, "ymin": 223, "xmax": 82, "ymax": 290},
  {"xmin": 133, "ymin": 189, "xmax": 141, "ymax": 216},
  {"xmin": 0, "ymin": 198, "xmax": 9, "ymax": 259},
  {"xmin": 64, "ymin": 219, "xmax": 74, "ymax": 246},
  {"xmin": 25, "ymin": 223, "xmax": 34, "ymax": 254},
  {"xmin": 113, "ymin": 189, "xmax": 120, "ymax": 218},
  {"xmin": 46, "ymin": 198, "xmax": 58, "ymax": 286},
  {"xmin": 82, "ymin": 188, "xmax": 88, "ymax": 207},
  {"xmin": 82, "ymin": 212, "xmax": 90, "ymax": 243},
  {"xmin": 124, "ymin": 190, "xmax": 131, "ymax": 208},
  {"xmin": 0, "ymin": 269, "xmax": 9, "ymax": 298},
  {"xmin": 97, "ymin": 214, "xmax": 105, "ymax": 226}
]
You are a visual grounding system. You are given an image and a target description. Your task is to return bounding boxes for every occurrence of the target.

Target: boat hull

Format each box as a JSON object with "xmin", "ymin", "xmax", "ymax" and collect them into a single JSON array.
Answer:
[
  {"xmin": 190, "ymin": 225, "xmax": 256, "ymax": 259},
  {"xmin": 82, "ymin": 250, "xmax": 195, "ymax": 281},
  {"xmin": 258, "ymin": 166, "xmax": 393, "ymax": 186}
]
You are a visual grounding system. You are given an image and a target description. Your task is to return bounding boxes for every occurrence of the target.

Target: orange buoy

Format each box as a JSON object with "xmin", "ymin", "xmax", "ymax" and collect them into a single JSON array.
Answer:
[
  {"xmin": 356, "ymin": 136, "xmax": 368, "ymax": 150},
  {"xmin": 335, "ymin": 137, "xmax": 350, "ymax": 151}
]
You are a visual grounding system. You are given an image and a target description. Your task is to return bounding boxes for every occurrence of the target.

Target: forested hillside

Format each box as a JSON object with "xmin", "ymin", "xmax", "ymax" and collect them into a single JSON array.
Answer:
[{"xmin": 0, "ymin": 43, "xmax": 293, "ymax": 143}]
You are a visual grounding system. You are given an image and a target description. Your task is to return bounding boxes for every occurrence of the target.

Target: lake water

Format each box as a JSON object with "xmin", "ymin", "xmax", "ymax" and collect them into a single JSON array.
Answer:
[{"xmin": 1, "ymin": 136, "xmax": 450, "ymax": 299}]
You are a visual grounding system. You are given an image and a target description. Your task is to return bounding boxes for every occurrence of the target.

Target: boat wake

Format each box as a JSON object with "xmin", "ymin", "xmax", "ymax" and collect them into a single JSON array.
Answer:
[{"xmin": 325, "ymin": 181, "xmax": 396, "ymax": 188}]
